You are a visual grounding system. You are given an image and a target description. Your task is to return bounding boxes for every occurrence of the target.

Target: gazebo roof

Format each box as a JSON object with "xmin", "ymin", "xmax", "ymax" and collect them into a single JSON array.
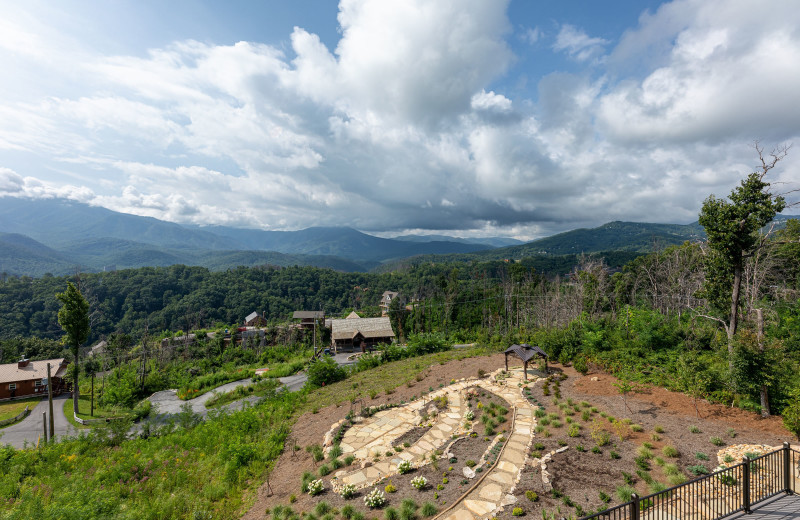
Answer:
[{"xmin": 504, "ymin": 344, "xmax": 547, "ymax": 363}]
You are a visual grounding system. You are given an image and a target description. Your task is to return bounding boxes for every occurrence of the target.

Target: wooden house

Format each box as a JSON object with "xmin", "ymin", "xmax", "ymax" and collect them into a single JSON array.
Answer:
[
  {"xmin": 0, "ymin": 358, "xmax": 69, "ymax": 400},
  {"xmin": 330, "ymin": 312, "xmax": 395, "ymax": 352},
  {"xmin": 292, "ymin": 310, "xmax": 325, "ymax": 330}
]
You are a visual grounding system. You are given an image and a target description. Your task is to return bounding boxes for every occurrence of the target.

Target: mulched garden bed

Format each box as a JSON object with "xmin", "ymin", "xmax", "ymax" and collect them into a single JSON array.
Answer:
[
  {"xmin": 494, "ymin": 366, "xmax": 791, "ymax": 520},
  {"xmin": 278, "ymin": 387, "xmax": 514, "ymax": 520}
]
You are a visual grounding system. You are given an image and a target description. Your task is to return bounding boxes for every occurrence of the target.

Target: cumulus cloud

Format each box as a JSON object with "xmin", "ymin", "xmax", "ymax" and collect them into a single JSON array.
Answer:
[{"xmin": 0, "ymin": 0, "xmax": 798, "ymax": 241}]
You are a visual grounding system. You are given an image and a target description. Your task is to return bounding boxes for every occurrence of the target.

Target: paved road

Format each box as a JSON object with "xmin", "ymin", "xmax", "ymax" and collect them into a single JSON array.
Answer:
[{"xmin": 1, "ymin": 395, "xmax": 78, "ymax": 449}]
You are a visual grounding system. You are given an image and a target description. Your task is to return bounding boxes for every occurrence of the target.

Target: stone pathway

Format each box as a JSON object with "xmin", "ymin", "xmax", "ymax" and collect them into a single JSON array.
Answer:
[
  {"xmin": 335, "ymin": 388, "xmax": 468, "ymax": 488},
  {"xmin": 323, "ymin": 366, "xmax": 540, "ymax": 520},
  {"xmin": 437, "ymin": 370, "xmax": 535, "ymax": 520}
]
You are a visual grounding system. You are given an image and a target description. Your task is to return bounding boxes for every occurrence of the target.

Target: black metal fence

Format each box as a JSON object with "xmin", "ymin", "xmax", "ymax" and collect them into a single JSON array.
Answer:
[{"xmin": 578, "ymin": 442, "xmax": 798, "ymax": 520}]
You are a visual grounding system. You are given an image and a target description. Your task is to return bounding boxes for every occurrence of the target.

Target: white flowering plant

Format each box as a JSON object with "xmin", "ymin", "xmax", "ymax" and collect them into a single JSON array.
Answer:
[
  {"xmin": 364, "ymin": 489, "xmax": 386, "ymax": 508},
  {"xmin": 307, "ymin": 479, "xmax": 324, "ymax": 496},
  {"xmin": 410, "ymin": 476, "xmax": 427, "ymax": 490},
  {"xmin": 397, "ymin": 460, "xmax": 412, "ymax": 474},
  {"xmin": 339, "ymin": 483, "xmax": 357, "ymax": 499}
]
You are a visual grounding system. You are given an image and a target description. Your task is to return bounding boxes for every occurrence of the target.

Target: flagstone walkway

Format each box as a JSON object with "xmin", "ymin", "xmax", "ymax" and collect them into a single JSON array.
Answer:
[{"xmin": 326, "ymin": 367, "xmax": 541, "ymax": 520}]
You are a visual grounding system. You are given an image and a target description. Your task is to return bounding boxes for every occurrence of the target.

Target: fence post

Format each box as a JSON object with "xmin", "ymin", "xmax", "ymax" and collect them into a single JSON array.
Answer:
[
  {"xmin": 743, "ymin": 456, "xmax": 751, "ymax": 514},
  {"xmin": 786, "ymin": 442, "xmax": 794, "ymax": 494},
  {"xmin": 631, "ymin": 493, "xmax": 640, "ymax": 520}
]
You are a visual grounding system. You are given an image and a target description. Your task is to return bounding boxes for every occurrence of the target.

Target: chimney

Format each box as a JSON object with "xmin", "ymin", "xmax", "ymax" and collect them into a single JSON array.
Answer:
[{"xmin": 18, "ymin": 358, "xmax": 29, "ymax": 368}]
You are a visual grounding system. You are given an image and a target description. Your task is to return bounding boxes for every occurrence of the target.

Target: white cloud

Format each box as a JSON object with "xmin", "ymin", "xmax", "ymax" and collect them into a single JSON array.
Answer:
[
  {"xmin": 0, "ymin": 0, "xmax": 798, "ymax": 242},
  {"xmin": 552, "ymin": 24, "xmax": 608, "ymax": 62},
  {"xmin": 523, "ymin": 27, "xmax": 541, "ymax": 45}
]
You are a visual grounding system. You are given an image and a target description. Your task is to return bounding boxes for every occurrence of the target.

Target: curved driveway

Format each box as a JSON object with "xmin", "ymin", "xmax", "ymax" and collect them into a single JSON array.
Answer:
[{"xmin": 1, "ymin": 395, "xmax": 78, "ymax": 449}]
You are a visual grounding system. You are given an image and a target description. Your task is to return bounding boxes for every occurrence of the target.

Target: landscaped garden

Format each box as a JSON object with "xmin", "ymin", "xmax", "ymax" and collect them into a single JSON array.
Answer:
[{"xmin": 244, "ymin": 354, "xmax": 793, "ymax": 520}]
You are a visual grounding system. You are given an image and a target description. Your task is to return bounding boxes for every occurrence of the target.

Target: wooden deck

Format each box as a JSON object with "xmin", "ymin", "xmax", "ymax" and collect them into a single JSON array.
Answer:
[{"xmin": 729, "ymin": 493, "xmax": 800, "ymax": 519}]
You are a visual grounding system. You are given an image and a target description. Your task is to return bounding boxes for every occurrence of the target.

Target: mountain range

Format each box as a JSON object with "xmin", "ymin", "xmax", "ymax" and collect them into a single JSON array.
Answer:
[{"xmin": 2, "ymin": 197, "xmax": 796, "ymax": 278}]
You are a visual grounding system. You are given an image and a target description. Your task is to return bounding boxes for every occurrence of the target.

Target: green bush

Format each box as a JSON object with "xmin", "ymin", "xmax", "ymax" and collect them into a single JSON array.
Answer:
[{"xmin": 307, "ymin": 357, "xmax": 347, "ymax": 387}]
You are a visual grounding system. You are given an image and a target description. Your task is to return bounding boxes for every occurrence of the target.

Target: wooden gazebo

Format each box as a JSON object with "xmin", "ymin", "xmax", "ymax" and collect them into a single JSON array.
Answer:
[{"xmin": 504, "ymin": 344, "xmax": 548, "ymax": 381}]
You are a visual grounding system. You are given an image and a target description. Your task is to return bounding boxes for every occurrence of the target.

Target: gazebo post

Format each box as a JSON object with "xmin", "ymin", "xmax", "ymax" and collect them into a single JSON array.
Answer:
[
  {"xmin": 504, "ymin": 352, "xmax": 508, "ymax": 372},
  {"xmin": 523, "ymin": 360, "xmax": 528, "ymax": 381}
]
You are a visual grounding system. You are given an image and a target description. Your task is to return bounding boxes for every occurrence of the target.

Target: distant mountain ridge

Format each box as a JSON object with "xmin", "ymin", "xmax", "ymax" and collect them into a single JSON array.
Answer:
[{"xmin": 2, "ymin": 196, "xmax": 796, "ymax": 278}]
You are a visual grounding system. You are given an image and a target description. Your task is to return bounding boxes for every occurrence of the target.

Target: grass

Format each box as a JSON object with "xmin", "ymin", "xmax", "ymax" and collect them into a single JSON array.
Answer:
[
  {"xmin": 64, "ymin": 396, "xmax": 126, "ymax": 429},
  {"xmin": 299, "ymin": 347, "xmax": 489, "ymax": 413},
  {"xmin": 0, "ymin": 397, "xmax": 40, "ymax": 425},
  {"xmin": 205, "ymin": 378, "xmax": 281, "ymax": 408}
]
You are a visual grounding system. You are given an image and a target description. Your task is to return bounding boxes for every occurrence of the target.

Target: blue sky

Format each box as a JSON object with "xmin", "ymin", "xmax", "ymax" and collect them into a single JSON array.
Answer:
[{"xmin": 0, "ymin": 0, "xmax": 798, "ymax": 239}]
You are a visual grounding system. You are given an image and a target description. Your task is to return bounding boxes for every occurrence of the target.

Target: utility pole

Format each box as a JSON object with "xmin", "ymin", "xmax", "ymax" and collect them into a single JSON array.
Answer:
[
  {"xmin": 47, "ymin": 362, "xmax": 54, "ymax": 440},
  {"xmin": 42, "ymin": 411, "xmax": 47, "ymax": 444}
]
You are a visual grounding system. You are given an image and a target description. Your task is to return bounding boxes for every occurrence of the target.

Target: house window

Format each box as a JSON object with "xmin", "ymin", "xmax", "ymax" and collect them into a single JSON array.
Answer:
[
  {"xmin": 35, "ymin": 380, "xmax": 43, "ymax": 387},
  {"xmin": 8, "ymin": 383, "xmax": 16, "ymax": 391}
]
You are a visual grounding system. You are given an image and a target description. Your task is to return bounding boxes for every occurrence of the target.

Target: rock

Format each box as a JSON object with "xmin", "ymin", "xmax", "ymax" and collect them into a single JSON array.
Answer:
[
  {"xmin": 501, "ymin": 494, "xmax": 517, "ymax": 507},
  {"xmin": 591, "ymin": 377, "xmax": 599, "ymax": 381},
  {"xmin": 361, "ymin": 461, "xmax": 373, "ymax": 469},
  {"xmin": 463, "ymin": 466, "xmax": 476, "ymax": 479},
  {"xmin": 556, "ymin": 446, "xmax": 569, "ymax": 454}
]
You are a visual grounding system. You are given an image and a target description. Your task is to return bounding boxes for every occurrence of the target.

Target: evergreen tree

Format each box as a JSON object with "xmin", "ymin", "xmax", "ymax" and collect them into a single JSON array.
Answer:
[
  {"xmin": 56, "ymin": 282, "xmax": 90, "ymax": 413},
  {"xmin": 698, "ymin": 144, "xmax": 786, "ymax": 357}
]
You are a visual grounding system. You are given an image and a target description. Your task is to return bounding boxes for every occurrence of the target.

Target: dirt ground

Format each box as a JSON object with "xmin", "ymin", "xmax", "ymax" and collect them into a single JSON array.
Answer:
[
  {"xmin": 241, "ymin": 353, "xmax": 508, "ymax": 520},
  {"xmin": 496, "ymin": 364, "xmax": 792, "ymax": 519},
  {"xmin": 242, "ymin": 355, "xmax": 794, "ymax": 520}
]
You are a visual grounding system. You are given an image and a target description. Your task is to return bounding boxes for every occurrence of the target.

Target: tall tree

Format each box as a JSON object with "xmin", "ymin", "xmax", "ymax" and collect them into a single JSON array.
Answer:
[
  {"xmin": 698, "ymin": 144, "xmax": 787, "ymax": 356},
  {"xmin": 56, "ymin": 282, "xmax": 90, "ymax": 413}
]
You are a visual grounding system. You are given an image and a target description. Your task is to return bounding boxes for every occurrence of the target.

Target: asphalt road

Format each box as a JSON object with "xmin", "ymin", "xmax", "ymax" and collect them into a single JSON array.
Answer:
[{"xmin": 1, "ymin": 394, "xmax": 78, "ymax": 449}]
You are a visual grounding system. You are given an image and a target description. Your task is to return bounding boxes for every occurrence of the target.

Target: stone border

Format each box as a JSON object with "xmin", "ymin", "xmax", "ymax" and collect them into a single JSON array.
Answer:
[
  {"xmin": 433, "ymin": 402, "xmax": 519, "ymax": 520},
  {"xmin": 0, "ymin": 405, "xmax": 31, "ymax": 427}
]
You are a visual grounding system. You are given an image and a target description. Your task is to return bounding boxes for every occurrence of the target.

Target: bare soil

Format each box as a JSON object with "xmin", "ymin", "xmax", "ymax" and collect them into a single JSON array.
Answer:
[
  {"xmin": 495, "ymin": 364, "xmax": 793, "ymax": 519},
  {"xmin": 242, "ymin": 356, "xmax": 793, "ymax": 520},
  {"xmin": 242, "ymin": 353, "xmax": 508, "ymax": 520}
]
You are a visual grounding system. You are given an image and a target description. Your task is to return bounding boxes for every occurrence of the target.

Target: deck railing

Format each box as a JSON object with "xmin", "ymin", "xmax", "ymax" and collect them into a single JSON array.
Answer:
[{"xmin": 578, "ymin": 442, "xmax": 798, "ymax": 520}]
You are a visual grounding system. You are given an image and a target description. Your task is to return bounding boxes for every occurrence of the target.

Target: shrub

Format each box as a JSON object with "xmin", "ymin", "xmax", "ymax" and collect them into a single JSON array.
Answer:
[
  {"xmin": 654, "ymin": 425, "xmax": 665, "ymax": 433},
  {"xmin": 341, "ymin": 506, "xmax": 356, "ymax": 519},
  {"xmin": 610, "ymin": 451, "xmax": 620, "ymax": 459},
  {"xmin": 727, "ymin": 428, "xmax": 737, "ymax": 438},
  {"xmin": 465, "ymin": 460, "xmax": 476, "ymax": 468},
  {"xmin": 315, "ymin": 502, "xmax": 331, "ymax": 516},
  {"xmin": 311, "ymin": 444, "xmax": 325, "ymax": 462},
  {"xmin": 307, "ymin": 479, "xmax": 324, "ymax": 496},
  {"xmin": 591, "ymin": 445, "xmax": 601, "ymax": 454},
  {"xmin": 599, "ymin": 491, "xmax": 611, "ymax": 503},
  {"xmin": 631, "ymin": 424, "xmax": 643, "ymax": 432},
  {"xmin": 331, "ymin": 458, "xmax": 344, "ymax": 470},
  {"xmin": 319, "ymin": 464, "xmax": 331, "ymax": 476},
  {"xmin": 568, "ymin": 423, "xmax": 580, "ymax": 437},
  {"xmin": 525, "ymin": 490, "xmax": 538, "ymax": 502},
  {"xmin": 687, "ymin": 465, "xmax": 709, "ymax": 476},
  {"xmin": 340, "ymin": 484, "xmax": 357, "ymax": 499},
  {"xmin": 622, "ymin": 472, "xmax": 636, "ymax": 485},
  {"xmin": 385, "ymin": 482, "xmax": 397, "ymax": 493},
  {"xmin": 576, "ymin": 445, "xmax": 586, "ymax": 452},
  {"xmin": 411, "ymin": 476, "xmax": 427, "ymax": 490},
  {"xmin": 689, "ymin": 425, "xmax": 701, "ymax": 434},
  {"xmin": 710, "ymin": 436, "xmax": 725, "ymax": 446},
  {"xmin": 384, "ymin": 508, "xmax": 399, "ymax": 520},
  {"xmin": 308, "ymin": 357, "xmax": 347, "ymax": 387},
  {"xmin": 662, "ymin": 446, "xmax": 679, "ymax": 458},
  {"xmin": 723, "ymin": 454, "xmax": 735, "ymax": 463},
  {"xmin": 581, "ymin": 411, "xmax": 591, "ymax": 422},
  {"xmin": 365, "ymin": 489, "xmax": 387, "ymax": 509},
  {"xmin": 637, "ymin": 446, "xmax": 653, "ymax": 459},
  {"xmin": 512, "ymin": 507, "xmax": 524, "ymax": 516},
  {"xmin": 695, "ymin": 452, "xmax": 709, "ymax": 461},
  {"xmin": 398, "ymin": 460, "xmax": 413, "ymax": 474},
  {"xmin": 344, "ymin": 455, "xmax": 356, "ymax": 466}
]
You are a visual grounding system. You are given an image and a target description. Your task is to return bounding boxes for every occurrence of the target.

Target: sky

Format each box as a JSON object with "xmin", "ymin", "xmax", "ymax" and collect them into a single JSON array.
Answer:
[{"xmin": 0, "ymin": 0, "xmax": 798, "ymax": 240}]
